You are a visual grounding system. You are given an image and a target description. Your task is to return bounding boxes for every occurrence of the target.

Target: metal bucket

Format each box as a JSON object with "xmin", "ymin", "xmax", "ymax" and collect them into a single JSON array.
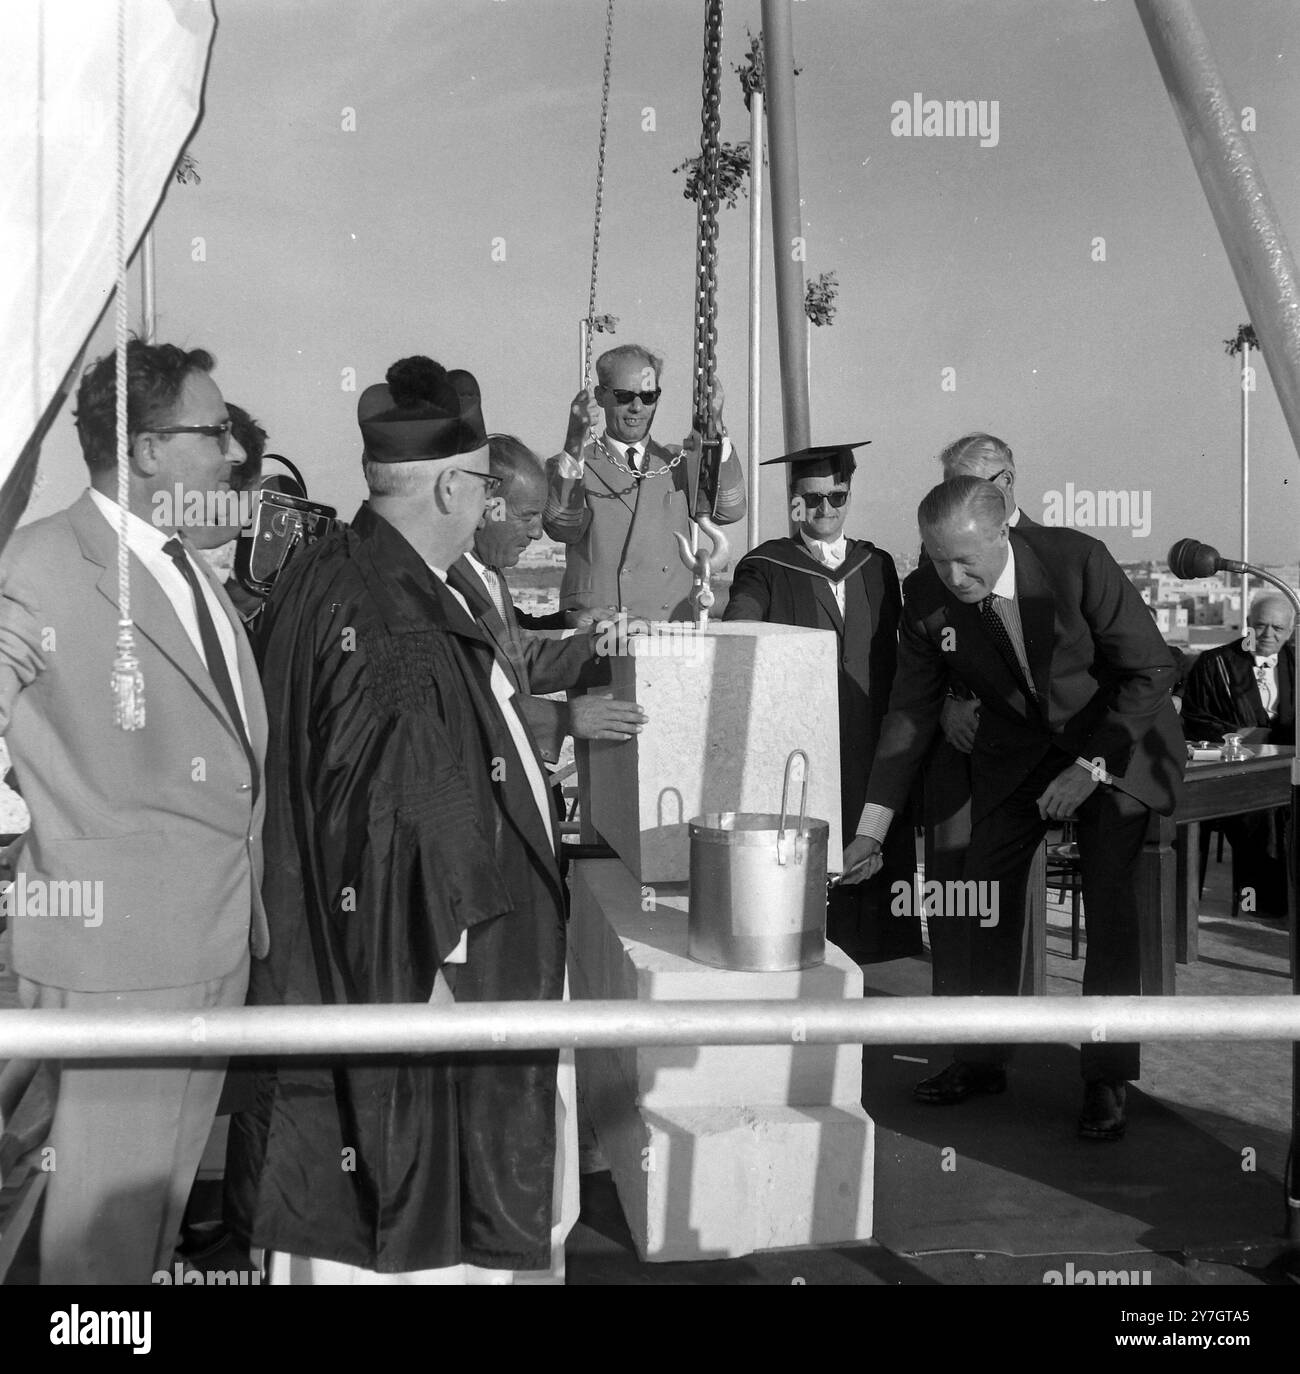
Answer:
[{"xmin": 687, "ymin": 751, "xmax": 829, "ymax": 972}]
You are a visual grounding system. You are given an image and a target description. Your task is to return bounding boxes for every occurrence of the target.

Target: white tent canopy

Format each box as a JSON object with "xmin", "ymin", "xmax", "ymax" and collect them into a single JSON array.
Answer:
[{"xmin": 2, "ymin": 0, "xmax": 215, "ymax": 527}]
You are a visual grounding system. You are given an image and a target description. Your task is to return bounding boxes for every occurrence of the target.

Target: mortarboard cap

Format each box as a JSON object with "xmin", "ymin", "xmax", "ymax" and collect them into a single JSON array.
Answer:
[{"xmin": 760, "ymin": 441, "xmax": 869, "ymax": 483}]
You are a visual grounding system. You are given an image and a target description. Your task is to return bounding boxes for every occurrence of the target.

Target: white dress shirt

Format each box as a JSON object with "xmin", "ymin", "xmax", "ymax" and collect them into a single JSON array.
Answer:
[
  {"xmin": 800, "ymin": 530, "xmax": 848, "ymax": 615},
  {"xmin": 463, "ymin": 549, "xmax": 511, "ymax": 622},
  {"xmin": 854, "ymin": 539, "xmax": 1110, "ymax": 845},
  {"xmin": 88, "ymin": 487, "xmax": 249, "ymax": 730},
  {"xmin": 1253, "ymin": 653, "xmax": 1279, "ymax": 717}
]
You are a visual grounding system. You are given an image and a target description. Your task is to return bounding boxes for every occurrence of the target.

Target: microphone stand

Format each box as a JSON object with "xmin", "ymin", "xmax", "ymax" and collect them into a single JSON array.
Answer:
[{"xmin": 1171, "ymin": 541, "xmax": 1300, "ymax": 1272}]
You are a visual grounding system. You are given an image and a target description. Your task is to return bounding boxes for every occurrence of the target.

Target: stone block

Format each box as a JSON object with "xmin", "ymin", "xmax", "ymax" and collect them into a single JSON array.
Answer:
[
  {"xmin": 577, "ymin": 1057, "xmax": 874, "ymax": 1261},
  {"xmin": 569, "ymin": 857, "xmax": 875, "ymax": 1260},
  {"xmin": 586, "ymin": 622, "xmax": 842, "ymax": 883},
  {"xmin": 569, "ymin": 859, "xmax": 863, "ymax": 1109}
]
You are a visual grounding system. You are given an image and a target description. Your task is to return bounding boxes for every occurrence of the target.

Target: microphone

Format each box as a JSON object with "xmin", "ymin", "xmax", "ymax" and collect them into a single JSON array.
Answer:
[{"xmin": 1167, "ymin": 538, "xmax": 1249, "ymax": 578}]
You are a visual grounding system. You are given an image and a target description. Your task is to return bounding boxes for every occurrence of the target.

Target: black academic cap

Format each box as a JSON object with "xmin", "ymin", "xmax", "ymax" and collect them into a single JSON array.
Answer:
[{"xmin": 760, "ymin": 441, "xmax": 870, "ymax": 483}]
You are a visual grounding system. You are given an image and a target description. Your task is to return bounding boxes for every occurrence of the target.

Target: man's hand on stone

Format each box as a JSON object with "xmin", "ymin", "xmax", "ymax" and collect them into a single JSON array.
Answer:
[
  {"xmin": 568, "ymin": 695, "xmax": 647, "ymax": 741},
  {"xmin": 1036, "ymin": 763, "xmax": 1101, "ymax": 821},
  {"xmin": 838, "ymin": 835, "xmax": 883, "ymax": 886},
  {"xmin": 571, "ymin": 604, "xmax": 620, "ymax": 632},
  {"xmin": 940, "ymin": 696, "xmax": 980, "ymax": 754}
]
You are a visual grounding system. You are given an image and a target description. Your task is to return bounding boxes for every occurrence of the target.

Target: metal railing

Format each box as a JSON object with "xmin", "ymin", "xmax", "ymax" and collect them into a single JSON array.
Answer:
[{"xmin": 0, "ymin": 995, "xmax": 1297, "ymax": 1059}]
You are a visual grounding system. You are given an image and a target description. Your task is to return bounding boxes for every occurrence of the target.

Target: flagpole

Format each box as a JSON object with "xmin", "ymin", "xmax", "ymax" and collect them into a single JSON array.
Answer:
[{"xmin": 747, "ymin": 89, "xmax": 764, "ymax": 549}]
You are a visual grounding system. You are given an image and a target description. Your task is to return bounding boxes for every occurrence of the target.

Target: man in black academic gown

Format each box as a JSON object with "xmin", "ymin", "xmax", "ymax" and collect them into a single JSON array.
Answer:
[
  {"xmin": 225, "ymin": 356, "xmax": 570, "ymax": 1281},
  {"xmin": 723, "ymin": 442, "xmax": 922, "ymax": 963},
  {"xmin": 1181, "ymin": 590, "xmax": 1296, "ymax": 917}
]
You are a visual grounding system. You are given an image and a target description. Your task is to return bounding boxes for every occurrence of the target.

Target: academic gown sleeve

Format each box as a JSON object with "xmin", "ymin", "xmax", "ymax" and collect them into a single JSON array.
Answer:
[{"xmin": 721, "ymin": 551, "xmax": 773, "ymax": 621}]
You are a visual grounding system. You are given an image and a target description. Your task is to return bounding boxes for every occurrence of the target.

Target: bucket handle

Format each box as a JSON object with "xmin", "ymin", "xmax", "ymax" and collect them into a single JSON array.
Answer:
[{"xmin": 777, "ymin": 749, "xmax": 809, "ymax": 866}]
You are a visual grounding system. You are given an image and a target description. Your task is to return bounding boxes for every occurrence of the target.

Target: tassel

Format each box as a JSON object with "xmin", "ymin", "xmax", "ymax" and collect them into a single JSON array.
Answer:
[{"xmin": 112, "ymin": 620, "xmax": 145, "ymax": 730}]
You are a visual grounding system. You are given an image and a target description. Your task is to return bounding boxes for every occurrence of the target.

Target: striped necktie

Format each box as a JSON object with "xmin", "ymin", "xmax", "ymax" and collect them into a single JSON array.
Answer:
[{"xmin": 980, "ymin": 593, "xmax": 1036, "ymax": 702}]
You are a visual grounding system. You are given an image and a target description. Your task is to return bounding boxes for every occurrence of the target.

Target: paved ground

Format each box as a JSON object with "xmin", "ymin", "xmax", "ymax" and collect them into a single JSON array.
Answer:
[{"xmin": 3, "ymin": 844, "xmax": 1297, "ymax": 1289}]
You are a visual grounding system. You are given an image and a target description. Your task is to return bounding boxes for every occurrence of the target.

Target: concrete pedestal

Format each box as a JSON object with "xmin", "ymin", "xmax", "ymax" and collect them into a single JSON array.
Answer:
[
  {"xmin": 587, "ymin": 622, "xmax": 843, "ymax": 883},
  {"xmin": 570, "ymin": 858, "xmax": 874, "ymax": 1261}
]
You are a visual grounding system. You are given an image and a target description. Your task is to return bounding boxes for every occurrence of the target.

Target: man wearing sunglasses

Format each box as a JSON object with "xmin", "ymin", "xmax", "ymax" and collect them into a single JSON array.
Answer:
[
  {"xmin": 723, "ymin": 443, "xmax": 921, "ymax": 965},
  {"xmin": 544, "ymin": 344, "xmax": 746, "ymax": 623},
  {"xmin": 0, "ymin": 339, "xmax": 267, "ymax": 1283}
]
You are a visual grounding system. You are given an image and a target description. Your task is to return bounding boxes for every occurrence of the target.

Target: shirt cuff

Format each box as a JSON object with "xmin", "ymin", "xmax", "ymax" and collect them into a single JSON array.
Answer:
[
  {"xmin": 554, "ymin": 450, "xmax": 584, "ymax": 480},
  {"xmin": 1075, "ymin": 756, "xmax": 1114, "ymax": 786},
  {"xmin": 855, "ymin": 803, "xmax": 894, "ymax": 842}
]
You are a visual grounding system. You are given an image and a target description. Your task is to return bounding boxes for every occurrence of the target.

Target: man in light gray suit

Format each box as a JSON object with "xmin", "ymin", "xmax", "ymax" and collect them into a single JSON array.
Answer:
[
  {"xmin": 0, "ymin": 340, "xmax": 267, "ymax": 1284},
  {"xmin": 543, "ymin": 345, "xmax": 746, "ymax": 623}
]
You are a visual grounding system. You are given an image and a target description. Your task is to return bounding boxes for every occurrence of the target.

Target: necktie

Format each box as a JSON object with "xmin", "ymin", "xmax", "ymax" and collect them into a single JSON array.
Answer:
[
  {"xmin": 627, "ymin": 444, "xmax": 642, "ymax": 478},
  {"xmin": 164, "ymin": 538, "xmax": 256, "ymax": 783},
  {"xmin": 980, "ymin": 593, "xmax": 1036, "ymax": 702},
  {"xmin": 1255, "ymin": 658, "xmax": 1276, "ymax": 713}
]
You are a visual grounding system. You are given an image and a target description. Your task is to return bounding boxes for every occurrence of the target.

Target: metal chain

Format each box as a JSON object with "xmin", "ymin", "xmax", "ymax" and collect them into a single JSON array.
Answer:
[
  {"xmin": 692, "ymin": 0, "xmax": 724, "ymax": 440},
  {"xmin": 584, "ymin": 0, "xmax": 616, "ymax": 390},
  {"xmin": 595, "ymin": 434, "xmax": 684, "ymax": 480}
]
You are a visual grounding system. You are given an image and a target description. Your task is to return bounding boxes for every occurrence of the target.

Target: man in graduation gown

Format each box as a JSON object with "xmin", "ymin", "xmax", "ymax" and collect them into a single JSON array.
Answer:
[
  {"xmin": 1180, "ymin": 590, "xmax": 1296, "ymax": 917},
  {"xmin": 225, "ymin": 356, "xmax": 571, "ymax": 1281},
  {"xmin": 723, "ymin": 442, "xmax": 922, "ymax": 963}
]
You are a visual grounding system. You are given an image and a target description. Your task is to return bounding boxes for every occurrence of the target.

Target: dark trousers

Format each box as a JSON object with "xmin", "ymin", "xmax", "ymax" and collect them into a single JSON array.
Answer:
[
  {"xmin": 922, "ymin": 737, "xmax": 976, "ymax": 995},
  {"xmin": 956, "ymin": 750, "xmax": 1149, "ymax": 1083}
]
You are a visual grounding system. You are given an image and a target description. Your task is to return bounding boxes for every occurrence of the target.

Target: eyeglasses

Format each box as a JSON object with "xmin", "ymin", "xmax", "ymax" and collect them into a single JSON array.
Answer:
[
  {"xmin": 606, "ymin": 388, "xmax": 661, "ymax": 406},
  {"xmin": 148, "ymin": 420, "xmax": 234, "ymax": 454},
  {"xmin": 455, "ymin": 469, "xmax": 502, "ymax": 494},
  {"xmin": 800, "ymin": 490, "xmax": 850, "ymax": 510}
]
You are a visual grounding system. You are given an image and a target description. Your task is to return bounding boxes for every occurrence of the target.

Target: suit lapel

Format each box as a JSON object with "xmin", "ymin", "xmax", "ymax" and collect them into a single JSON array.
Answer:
[
  {"xmin": 810, "ymin": 575, "xmax": 844, "ymax": 634},
  {"xmin": 71, "ymin": 494, "xmax": 240, "ymax": 739},
  {"xmin": 1011, "ymin": 533, "xmax": 1053, "ymax": 714},
  {"xmin": 448, "ymin": 559, "xmax": 527, "ymax": 693},
  {"xmin": 586, "ymin": 438, "xmax": 640, "ymax": 516}
]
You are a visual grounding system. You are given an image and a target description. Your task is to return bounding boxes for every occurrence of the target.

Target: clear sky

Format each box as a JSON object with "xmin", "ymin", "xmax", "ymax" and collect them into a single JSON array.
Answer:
[{"xmin": 32, "ymin": 0, "xmax": 1300, "ymax": 565}]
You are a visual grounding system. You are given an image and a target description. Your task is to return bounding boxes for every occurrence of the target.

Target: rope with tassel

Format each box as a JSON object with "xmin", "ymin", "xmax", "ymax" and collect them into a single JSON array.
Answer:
[{"xmin": 112, "ymin": 0, "xmax": 144, "ymax": 729}]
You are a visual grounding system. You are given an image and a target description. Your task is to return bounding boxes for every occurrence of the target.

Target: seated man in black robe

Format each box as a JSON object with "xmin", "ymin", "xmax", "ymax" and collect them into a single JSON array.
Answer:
[
  {"xmin": 1181, "ymin": 591, "xmax": 1296, "ymax": 917},
  {"xmin": 722, "ymin": 442, "xmax": 921, "ymax": 963}
]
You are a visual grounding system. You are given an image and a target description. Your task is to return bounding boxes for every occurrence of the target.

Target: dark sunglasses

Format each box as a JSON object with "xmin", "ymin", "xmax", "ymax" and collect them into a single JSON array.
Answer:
[
  {"xmin": 148, "ymin": 420, "xmax": 233, "ymax": 455},
  {"xmin": 606, "ymin": 388, "xmax": 661, "ymax": 406},
  {"xmin": 800, "ymin": 489, "xmax": 849, "ymax": 509},
  {"xmin": 455, "ymin": 469, "xmax": 502, "ymax": 494}
]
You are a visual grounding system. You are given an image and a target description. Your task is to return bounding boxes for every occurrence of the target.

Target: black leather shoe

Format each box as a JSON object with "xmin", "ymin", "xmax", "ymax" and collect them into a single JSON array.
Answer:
[
  {"xmin": 913, "ymin": 1061, "xmax": 1007, "ymax": 1105},
  {"xmin": 1078, "ymin": 1079, "xmax": 1128, "ymax": 1140}
]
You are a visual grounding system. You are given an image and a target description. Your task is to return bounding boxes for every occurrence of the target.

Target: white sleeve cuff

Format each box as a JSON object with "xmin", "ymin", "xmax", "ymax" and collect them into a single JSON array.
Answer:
[
  {"xmin": 855, "ymin": 803, "xmax": 895, "ymax": 842},
  {"xmin": 554, "ymin": 450, "xmax": 585, "ymax": 480},
  {"xmin": 1075, "ymin": 756, "xmax": 1114, "ymax": 786}
]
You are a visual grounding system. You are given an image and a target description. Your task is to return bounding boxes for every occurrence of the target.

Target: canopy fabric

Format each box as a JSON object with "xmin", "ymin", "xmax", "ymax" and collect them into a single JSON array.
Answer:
[{"xmin": 0, "ymin": 0, "xmax": 216, "ymax": 547}]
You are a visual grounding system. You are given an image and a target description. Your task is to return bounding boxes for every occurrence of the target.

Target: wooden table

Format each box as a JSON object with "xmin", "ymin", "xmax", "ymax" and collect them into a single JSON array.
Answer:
[
  {"xmin": 1024, "ymin": 746, "xmax": 1294, "ymax": 997},
  {"xmin": 1148, "ymin": 745, "xmax": 1294, "ymax": 994}
]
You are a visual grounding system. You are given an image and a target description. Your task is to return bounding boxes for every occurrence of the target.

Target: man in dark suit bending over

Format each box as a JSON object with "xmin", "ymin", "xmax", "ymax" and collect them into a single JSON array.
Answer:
[{"xmin": 842, "ymin": 477, "xmax": 1184, "ymax": 1140}]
